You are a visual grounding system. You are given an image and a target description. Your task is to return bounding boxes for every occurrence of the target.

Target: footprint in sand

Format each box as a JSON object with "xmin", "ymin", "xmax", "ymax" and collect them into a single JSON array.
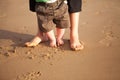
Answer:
[
  {"xmin": 99, "ymin": 26, "xmax": 115, "ymax": 47},
  {"xmin": 0, "ymin": 46, "xmax": 18, "ymax": 57},
  {"xmin": 16, "ymin": 71, "xmax": 41, "ymax": 80}
]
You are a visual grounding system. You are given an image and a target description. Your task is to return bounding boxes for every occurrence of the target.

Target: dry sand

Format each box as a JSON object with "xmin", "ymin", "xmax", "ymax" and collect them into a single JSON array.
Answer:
[{"xmin": 0, "ymin": 0, "xmax": 120, "ymax": 80}]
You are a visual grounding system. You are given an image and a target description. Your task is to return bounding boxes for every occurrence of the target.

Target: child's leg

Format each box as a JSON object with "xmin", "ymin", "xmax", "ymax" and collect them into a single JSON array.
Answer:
[
  {"xmin": 46, "ymin": 30, "xmax": 57, "ymax": 47},
  {"xmin": 25, "ymin": 30, "xmax": 48, "ymax": 47},
  {"xmin": 56, "ymin": 28, "xmax": 65, "ymax": 46}
]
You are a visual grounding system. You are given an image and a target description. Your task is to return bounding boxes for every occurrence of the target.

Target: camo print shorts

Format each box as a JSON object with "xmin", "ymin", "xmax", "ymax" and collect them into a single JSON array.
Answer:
[{"xmin": 35, "ymin": 0, "xmax": 70, "ymax": 32}]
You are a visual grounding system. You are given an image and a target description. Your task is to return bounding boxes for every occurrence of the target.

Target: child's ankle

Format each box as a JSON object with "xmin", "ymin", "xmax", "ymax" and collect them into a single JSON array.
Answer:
[{"xmin": 50, "ymin": 40, "xmax": 57, "ymax": 47}]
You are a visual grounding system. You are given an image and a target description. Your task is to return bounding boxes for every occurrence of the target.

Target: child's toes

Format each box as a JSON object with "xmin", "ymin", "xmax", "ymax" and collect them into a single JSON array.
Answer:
[
  {"xmin": 57, "ymin": 39, "xmax": 64, "ymax": 46},
  {"xmin": 50, "ymin": 42, "xmax": 57, "ymax": 48}
]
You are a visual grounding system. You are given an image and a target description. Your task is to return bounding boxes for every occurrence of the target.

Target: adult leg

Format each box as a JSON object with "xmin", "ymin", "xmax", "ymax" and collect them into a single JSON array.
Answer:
[{"xmin": 70, "ymin": 12, "xmax": 84, "ymax": 51}]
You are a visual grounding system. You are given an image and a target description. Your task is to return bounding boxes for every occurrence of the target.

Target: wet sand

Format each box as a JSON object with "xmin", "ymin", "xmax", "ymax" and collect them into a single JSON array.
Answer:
[{"xmin": 0, "ymin": 0, "xmax": 120, "ymax": 80}]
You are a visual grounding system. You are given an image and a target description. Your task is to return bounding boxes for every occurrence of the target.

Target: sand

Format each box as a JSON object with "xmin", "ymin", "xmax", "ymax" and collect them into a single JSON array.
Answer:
[{"xmin": 0, "ymin": 0, "xmax": 120, "ymax": 80}]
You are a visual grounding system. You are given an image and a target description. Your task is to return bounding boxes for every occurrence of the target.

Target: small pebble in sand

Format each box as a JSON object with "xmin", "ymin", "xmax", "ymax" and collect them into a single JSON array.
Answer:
[
  {"xmin": 46, "ymin": 53, "xmax": 51, "ymax": 57},
  {"xmin": 26, "ymin": 51, "xmax": 31, "ymax": 55},
  {"xmin": 35, "ymin": 71, "xmax": 41, "ymax": 76},
  {"xmin": 28, "ymin": 56, "xmax": 35, "ymax": 59},
  {"xmin": 12, "ymin": 48, "xmax": 17, "ymax": 53},
  {"xmin": 4, "ymin": 52, "xmax": 11, "ymax": 57}
]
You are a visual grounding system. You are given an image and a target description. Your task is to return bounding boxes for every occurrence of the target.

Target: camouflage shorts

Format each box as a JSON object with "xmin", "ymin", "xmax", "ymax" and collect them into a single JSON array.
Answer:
[{"xmin": 35, "ymin": 0, "xmax": 70, "ymax": 32}]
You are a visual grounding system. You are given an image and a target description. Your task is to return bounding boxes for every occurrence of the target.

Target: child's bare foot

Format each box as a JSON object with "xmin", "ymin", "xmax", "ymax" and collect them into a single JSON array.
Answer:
[
  {"xmin": 57, "ymin": 38, "xmax": 64, "ymax": 46},
  {"xmin": 56, "ymin": 28, "xmax": 65, "ymax": 46},
  {"xmin": 46, "ymin": 30, "xmax": 57, "ymax": 48},
  {"xmin": 25, "ymin": 33, "xmax": 48, "ymax": 47},
  {"xmin": 50, "ymin": 40, "xmax": 57, "ymax": 47},
  {"xmin": 70, "ymin": 41, "xmax": 84, "ymax": 51}
]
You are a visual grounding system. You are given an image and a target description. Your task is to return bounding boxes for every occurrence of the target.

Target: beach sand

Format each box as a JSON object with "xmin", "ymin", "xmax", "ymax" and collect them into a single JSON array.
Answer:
[{"xmin": 0, "ymin": 0, "xmax": 120, "ymax": 80}]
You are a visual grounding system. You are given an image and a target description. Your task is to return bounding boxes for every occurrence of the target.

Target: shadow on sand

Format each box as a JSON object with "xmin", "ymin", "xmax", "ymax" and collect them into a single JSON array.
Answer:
[
  {"xmin": 0, "ymin": 29, "xmax": 33, "ymax": 47},
  {"xmin": 0, "ymin": 29, "xmax": 71, "ymax": 50}
]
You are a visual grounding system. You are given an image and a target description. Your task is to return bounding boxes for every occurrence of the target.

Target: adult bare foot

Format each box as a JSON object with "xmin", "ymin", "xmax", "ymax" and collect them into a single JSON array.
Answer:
[
  {"xmin": 70, "ymin": 41, "xmax": 84, "ymax": 51},
  {"xmin": 69, "ymin": 12, "xmax": 84, "ymax": 51},
  {"xmin": 25, "ymin": 36, "xmax": 42, "ymax": 47},
  {"xmin": 25, "ymin": 33, "xmax": 48, "ymax": 47}
]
